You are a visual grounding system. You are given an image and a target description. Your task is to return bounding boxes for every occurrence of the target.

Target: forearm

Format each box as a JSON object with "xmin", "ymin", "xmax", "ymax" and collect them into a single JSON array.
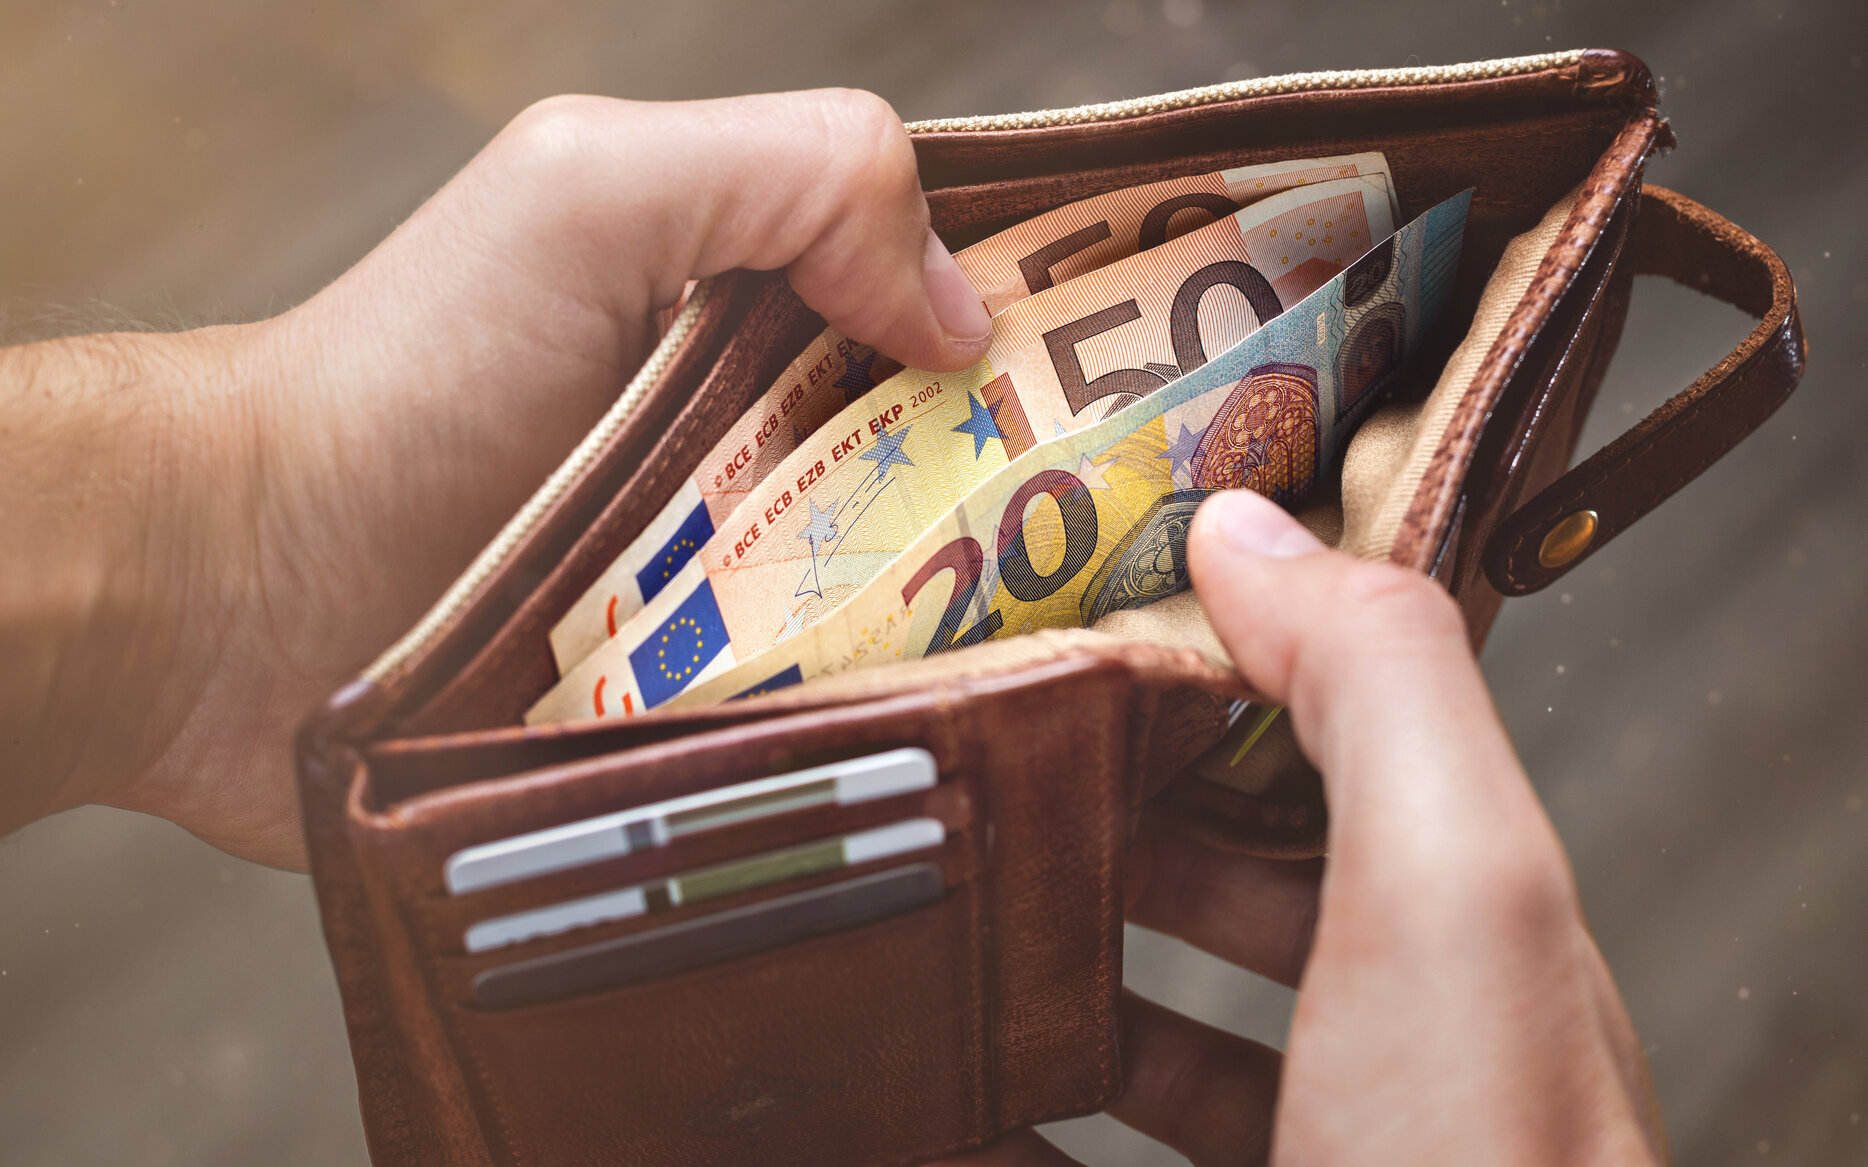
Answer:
[{"xmin": 0, "ymin": 328, "xmax": 251, "ymax": 832}]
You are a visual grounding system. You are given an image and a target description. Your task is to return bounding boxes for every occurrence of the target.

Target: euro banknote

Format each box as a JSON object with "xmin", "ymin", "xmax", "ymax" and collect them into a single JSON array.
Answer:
[
  {"xmin": 648, "ymin": 190, "xmax": 1471, "ymax": 717},
  {"xmin": 535, "ymin": 175, "xmax": 1399, "ymax": 719},
  {"xmin": 547, "ymin": 154, "xmax": 1393, "ymax": 673},
  {"xmin": 958, "ymin": 151, "xmax": 1391, "ymax": 314}
]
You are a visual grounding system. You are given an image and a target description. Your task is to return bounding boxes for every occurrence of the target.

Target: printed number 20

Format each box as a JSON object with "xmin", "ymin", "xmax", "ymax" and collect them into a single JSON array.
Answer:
[{"xmin": 901, "ymin": 470, "xmax": 1100, "ymax": 654}]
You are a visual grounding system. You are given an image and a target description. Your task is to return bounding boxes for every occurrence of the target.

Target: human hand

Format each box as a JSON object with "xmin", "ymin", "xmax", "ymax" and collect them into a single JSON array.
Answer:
[
  {"xmin": 0, "ymin": 90, "xmax": 992, "ymax": 868},
  {"xmin": 930, "ymin": 490, "xmax": 1664, "ymax": 1166}
]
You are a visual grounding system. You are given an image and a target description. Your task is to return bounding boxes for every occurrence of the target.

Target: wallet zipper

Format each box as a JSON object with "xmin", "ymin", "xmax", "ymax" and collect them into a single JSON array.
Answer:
[
  {"xmin": 363, "ymin": 49, "xmax": 1587, "ymax": 685},
  {"xmin": 903, "ymin": 49, "xmax": 1586, "ymax": 133}
]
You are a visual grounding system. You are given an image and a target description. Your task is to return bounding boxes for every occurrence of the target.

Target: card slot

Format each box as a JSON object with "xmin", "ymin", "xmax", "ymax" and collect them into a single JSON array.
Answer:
[
  {"xmin": 471, "ymin": 864, "xmax": 950, "ymax": 1011},
  {"xmin": 409, "ymin": 816, "xmax": 977, "ymax": 961},
  {"xmin": 431, "ymin": 876, "xmax": 989, "ymax": 1166},
  {"xmin": 427, "ymin": 867, "xmax": 953, "ymax": 1012},
  {"xmin": 439, "ymin": 744, "xmax": 943, "ymax": 896},
  {"xmin": 348, "ymin": 715, "xmax": 982, "ymax": 906},
  {"xmin": 452, "ymin": 890, "xmax": 959, "ymax": 1018},
  {"xmin": 433, "ymin": 769, "xmax": 970, "ymax": 909},
  {"xmin": 458, "ymin": 816, "xmax": 952, "ymax": 955}
]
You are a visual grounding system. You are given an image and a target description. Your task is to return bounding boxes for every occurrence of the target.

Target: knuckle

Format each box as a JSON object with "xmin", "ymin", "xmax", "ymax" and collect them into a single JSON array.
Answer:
[
  {"xmin": 814, "ymin": 87, "xmax": 907, "ymax": 147},
  {"xmin": 804, "ymin": 88, "xmax": 920, "ymax": 197},
  {"xmin": 495, "ymin": 94, "xmax": 610, "ymax": 176}
]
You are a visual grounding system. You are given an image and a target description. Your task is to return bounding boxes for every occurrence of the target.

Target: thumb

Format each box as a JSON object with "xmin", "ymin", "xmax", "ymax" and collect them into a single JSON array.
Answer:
[{"xmin": 1185, "ymin": 489, "xmax": 1528, "ymax": 828}]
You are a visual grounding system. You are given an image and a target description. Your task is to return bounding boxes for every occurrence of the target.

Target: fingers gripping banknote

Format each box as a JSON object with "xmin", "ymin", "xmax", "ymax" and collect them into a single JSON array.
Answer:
[
  {"xmin": 525, "ymin": 191, "xmax": 1470, "ymax": 725},
  {"xmin": 548, "ymin": 154, "xmax": 1393, "ymax": 673},
  {"xmin": 535, "ymin": 175, "xmax": 1400, "ymax": 721}
]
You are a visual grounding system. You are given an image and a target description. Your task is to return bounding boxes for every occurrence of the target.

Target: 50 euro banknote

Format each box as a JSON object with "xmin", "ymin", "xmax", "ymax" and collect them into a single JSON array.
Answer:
[
  {"xmin": 547, "ymin": 153, "xmax": 1393, "ymax": 673},
  {"xmin": 536, "ymin": 175, "xmax": 1400, "ymax": 719}
]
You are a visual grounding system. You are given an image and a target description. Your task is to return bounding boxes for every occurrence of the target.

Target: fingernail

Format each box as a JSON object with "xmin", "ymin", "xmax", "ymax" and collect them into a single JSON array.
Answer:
[
  {"xmin": 1202, "ymin": 490, "xmax": 1323, "ymax": 559},
  {"xmin": 923, "ymin": 228, "xmax": 993, "ymax": 347}
]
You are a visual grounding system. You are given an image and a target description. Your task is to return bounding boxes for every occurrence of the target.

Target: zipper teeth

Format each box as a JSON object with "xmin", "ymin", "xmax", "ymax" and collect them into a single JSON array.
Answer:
[
  {"xmin": 363, "ymin": 279, "xmax": 715, "ymax": 683},
  {"xmin": 905, "ymin": 50, "xmax": 1586, "ymax": 134},
  {"xmin": 364, "ymin": 49, "xmax": 1590, "ymax": 685}
]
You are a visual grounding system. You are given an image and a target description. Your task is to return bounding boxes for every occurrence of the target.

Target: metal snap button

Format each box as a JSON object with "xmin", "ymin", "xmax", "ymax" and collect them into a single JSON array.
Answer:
[{"xmin": 1537, "ymin": 509, "xmax": 1599, "ymax": 569}]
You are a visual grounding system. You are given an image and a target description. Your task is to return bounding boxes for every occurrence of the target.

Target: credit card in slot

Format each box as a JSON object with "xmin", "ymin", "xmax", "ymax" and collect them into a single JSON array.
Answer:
[
  {"xmin": 472, "ymin": 862, "xmax": 945, "ymax": 1011},
  {"xmin": 444, "ymin": 746, "xmax": 937, "ymax": 894},
  {"xmin": 464, "ymin": 817, "xmax": 945, "ymax": 953}
]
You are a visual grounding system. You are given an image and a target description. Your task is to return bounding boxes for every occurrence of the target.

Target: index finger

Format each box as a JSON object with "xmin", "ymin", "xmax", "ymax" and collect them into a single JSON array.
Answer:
[{"xmin": 477, "ymin": 89, "xmax": 995, "ymax": 372}]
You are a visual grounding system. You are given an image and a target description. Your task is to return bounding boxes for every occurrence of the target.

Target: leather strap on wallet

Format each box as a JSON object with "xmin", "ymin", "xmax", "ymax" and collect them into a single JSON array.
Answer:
[{"xmin": 1485, "ymin": 185, "xmax": 1807, "ymax": 594}]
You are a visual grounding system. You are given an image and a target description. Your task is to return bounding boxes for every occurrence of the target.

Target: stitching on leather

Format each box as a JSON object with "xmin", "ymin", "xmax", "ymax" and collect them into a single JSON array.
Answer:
[
  {"xmin": 459, "ymin": 1039, "xmax": 520, "ymax": 1167},
  {"xmin": 1400, "ymin": 193, "xmax": 1597, "ymax": 553},
  {"xmin": 958, "ymin": 815, "xmax": 993, "ymax": 1142},
  {"xmin": 1391, "ymin": 116, "xmax": 1657, "ymax": 568},
  {"xmin": 1087, "ymin": 680, "xmax": 1127, "ymax": 1086},
  {"xmin": 928, "ymin": 684, "xmax": 995, "ymax": 1141}
]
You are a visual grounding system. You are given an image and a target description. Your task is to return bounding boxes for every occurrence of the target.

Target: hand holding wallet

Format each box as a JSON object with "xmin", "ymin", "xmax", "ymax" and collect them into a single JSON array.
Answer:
[{"xmin": 294, "ymin": 50, "xmax": 1804, "ymax": 1166}]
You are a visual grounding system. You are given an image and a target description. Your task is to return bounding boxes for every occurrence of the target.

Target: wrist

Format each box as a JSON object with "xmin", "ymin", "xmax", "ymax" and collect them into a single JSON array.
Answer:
[{"xmin": 0, "ymin": 325, "xmax": 264, "ymax": 835}]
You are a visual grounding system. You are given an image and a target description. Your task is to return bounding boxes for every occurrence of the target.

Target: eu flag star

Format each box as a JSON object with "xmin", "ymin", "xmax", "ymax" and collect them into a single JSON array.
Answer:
[
  {"xmin": 796, "ymin": 497, "xmax": 839, "ymax": 553},
  {"xmin": 777, "ymin": 604, "xmax": 809, "ymax": 642},
  {"xmin": 1159, "ymin": 422, "xmax": 1204, "ymax": 479},
  {"xmin": 859, "ymin": 423, "xmax": 915, "ymax": 479},
  {"xmin": 1076, "ymin": 453, "xmax": 1114, "ymax": 491},
  {"xmin": 795, "ymin": 497, "xmax": 840, "ymax": 598},
  {"xmin": 833, "ymin": 348, "xmax": 881, "ymax": 402},
  {"xmin": 951, "ymin": 392, "xmax": 1005, "ymax": 459}
]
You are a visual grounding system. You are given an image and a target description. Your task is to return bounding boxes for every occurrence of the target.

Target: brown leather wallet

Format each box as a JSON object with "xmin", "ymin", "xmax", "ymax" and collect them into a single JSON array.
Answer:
[{"xmin": 295, "ymin": 49, "xmax": 1806, "ymax": 1167}]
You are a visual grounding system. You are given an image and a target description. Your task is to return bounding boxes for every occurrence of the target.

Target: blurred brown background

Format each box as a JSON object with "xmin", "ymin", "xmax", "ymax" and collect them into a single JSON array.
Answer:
[{"xmin": 2, "ymin": 1, "xmax": 1863, "ymax": 1164}]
